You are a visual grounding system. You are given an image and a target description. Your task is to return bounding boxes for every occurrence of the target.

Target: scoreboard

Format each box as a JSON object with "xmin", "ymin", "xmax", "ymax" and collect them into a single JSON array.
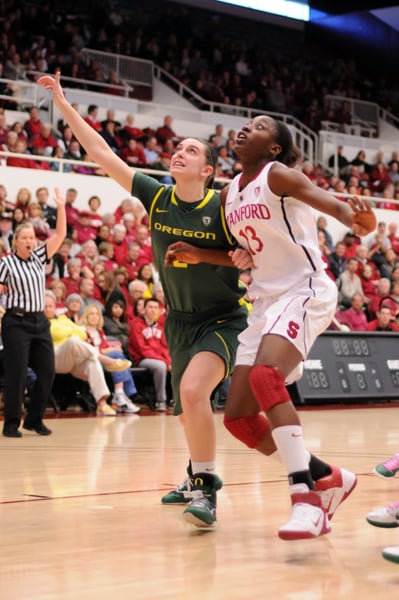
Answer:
[{"xmin": 289, "ymin": 331, "xmax": 399, "ymax": 405}]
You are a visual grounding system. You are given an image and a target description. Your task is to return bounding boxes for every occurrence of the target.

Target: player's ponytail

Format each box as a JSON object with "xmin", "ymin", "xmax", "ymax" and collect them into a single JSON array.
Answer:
[
  {"xmin": 273, "ymin": 120, "xmax": 301, "ymax": 167},
  {"xmin": 193, "ymin": 138, "xmax": 217, "ymax": 188}
]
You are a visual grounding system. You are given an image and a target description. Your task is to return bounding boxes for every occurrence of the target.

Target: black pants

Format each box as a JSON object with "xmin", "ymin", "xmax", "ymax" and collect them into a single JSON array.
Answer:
[{"xmin": 2, "ymin": 311, "xmax": 55, "ymax": 429}]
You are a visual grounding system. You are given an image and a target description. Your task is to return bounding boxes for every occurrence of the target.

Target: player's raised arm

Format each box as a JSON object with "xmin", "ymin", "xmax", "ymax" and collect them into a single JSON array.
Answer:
[{"xmin": 37, "ymin": 72, "xmax": 134, "ymax": 193}]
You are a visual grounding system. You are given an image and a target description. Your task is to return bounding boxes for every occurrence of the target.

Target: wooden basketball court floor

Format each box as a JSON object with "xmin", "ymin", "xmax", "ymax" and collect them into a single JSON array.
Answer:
[{"xmin": 1, "ymin": 404, "xmax": 399, "ymax": 600}]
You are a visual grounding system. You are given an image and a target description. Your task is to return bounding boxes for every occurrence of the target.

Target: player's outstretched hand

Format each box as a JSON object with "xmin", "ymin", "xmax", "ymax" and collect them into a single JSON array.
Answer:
[
  {"xmin": 348, "ymin": 197, "xmax": 377, "ymax": 237},
  {"xmin": 37, "ymin": 71, "xmax": 66, "ymax": 105},
  {"xmin": 53, "ymin": 187, "xmax": 66, "ymax": 208}
]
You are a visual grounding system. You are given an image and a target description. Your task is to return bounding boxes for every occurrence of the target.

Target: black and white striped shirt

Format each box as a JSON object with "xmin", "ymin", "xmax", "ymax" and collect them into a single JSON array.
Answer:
[{"xmin": 0, "ymin": 244, "xmax": 48, "ymax": 312}]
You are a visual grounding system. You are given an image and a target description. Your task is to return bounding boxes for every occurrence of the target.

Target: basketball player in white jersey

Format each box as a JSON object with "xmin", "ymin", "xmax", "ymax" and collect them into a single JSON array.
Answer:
[{"xmin": 221, "ymin": 115, "xmax": 376, "ymax": 540}]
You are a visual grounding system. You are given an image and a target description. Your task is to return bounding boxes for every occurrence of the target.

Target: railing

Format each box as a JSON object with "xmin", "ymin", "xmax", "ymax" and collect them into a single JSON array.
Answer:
[
  {"xmin": 324, "ymin": 95, "xmax": 379, "ymax": 138},
  {"xmin": 0, "ymin": 149, "xmax": 232, "ymax": 186}
]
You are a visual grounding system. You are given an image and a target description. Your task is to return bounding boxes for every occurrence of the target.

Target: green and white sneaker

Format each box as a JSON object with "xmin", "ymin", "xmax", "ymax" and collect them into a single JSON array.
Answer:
[
  {"xmin": 382, "ymin": 546, "xmax": 399, "ymax": 564},
  {"xmin": 374, "ymin": 454, "xmax": 399, "ymax": 478},
  {"xmin": 161, "ymin": 464, "xmax": 223, "ymax": 504},
  {"xmin": 183, "ymin": 473, "xmax": 218, "ymax": 528},
  {"xmin": 366, "ymin": 501, "xmax": 399, "ymax": 528}
]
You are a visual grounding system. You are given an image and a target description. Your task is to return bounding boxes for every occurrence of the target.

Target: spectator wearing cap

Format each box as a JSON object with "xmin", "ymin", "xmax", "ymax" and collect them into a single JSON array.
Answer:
[
  {"xmin": 75, "ymin": 211, "xmax": 98, "ymax": 245},
  {"xmin": 150, "ymin": 152, "xmax": 173, "ymax": 184}
]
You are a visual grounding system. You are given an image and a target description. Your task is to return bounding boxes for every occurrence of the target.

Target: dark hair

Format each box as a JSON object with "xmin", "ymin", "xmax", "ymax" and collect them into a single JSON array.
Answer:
[
  {"xmin": 104, "ymin": 298, "xmax": 126, "ymax": 321},
  {"xmin": 273, "ymin": 120, "xmax": 301, "ymax": 167},
  {"xmin": 144, "ymin": 297, "xmax": 159, "ymax": 308}
]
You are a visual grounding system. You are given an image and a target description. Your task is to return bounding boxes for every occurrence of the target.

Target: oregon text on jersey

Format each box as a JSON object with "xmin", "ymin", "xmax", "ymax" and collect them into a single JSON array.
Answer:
[{"xmin": 153, "ymin": 222, "xmax": 217, "ymax": 240}]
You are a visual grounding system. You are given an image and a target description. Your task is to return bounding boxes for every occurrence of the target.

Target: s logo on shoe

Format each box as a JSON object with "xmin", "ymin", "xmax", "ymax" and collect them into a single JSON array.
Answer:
[{"xmin": 287, "ymin": 321, "xmax": 300, "ymax": 339}]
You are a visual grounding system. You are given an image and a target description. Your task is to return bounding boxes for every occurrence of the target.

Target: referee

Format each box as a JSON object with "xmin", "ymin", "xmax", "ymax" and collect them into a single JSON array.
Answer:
[{"xmin": 0, "ymin": 187, "xmax": 66, "ymax": 437}]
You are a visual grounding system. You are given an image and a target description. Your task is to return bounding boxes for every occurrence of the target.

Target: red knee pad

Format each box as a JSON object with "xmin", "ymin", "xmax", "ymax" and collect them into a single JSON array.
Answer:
[
  {"xmin": 249, "ymin": 365, "xmax": 290, "ymax": 412},
  {"xmin": 224, "ymin": 413, "xmax": 270, "ymax": 448}
]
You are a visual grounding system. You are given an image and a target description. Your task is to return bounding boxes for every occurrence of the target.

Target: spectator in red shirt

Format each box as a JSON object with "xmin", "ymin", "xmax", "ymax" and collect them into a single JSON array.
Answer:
[
  {"xmin": 360, "ymin": 263, "xmax": 378, "ymax": 306},
  {"xmin": 114, "ymin": 197, "xmax": 135, "ymax": 224},
  {"xmin": 30, "ymin": 123, "xmax": 59, "ymax": 156},
  {"xmin": 6, "ymin": 138, "xmax": 43, "ymax": 169},
  {"xmin": 122, "ymin": 213, "xmax": 137, "ymax": 244},
  {"xmin": 87, "ymin": 195, "xmax": 103, "ymax": 230},
  {"xmin": 128, "ymin": 297, "xmax": 171, "ymax": 411},
  {"xmin": 98, "ymin": 240, "xmax": 119, "ymax": 271},
  {"xmin": 83, "ymin": 105, "xmax": 102, "ymax": 131},
  {"xmin": 24, "ymin": 106, "xmax": 42, "ymax": 142},
  {"xmin": 366, "ymin": 304, "xmax": 399, "ymax": 332},
  {"xmin": 112, "ymin": 223, "xmax": 129, "ymax": 264},
  {"xmin": 135, "ymin": 223, "xmax": 153, "ymax": 265},
  {"xmin": 155, "ymin": 114, "xmax": 179, "ymax": 146},
  {"xmin": 119, "ymin": 137, "xmax": 147, "ymax": 166},
  {"xmin": 61, "ymin": 258, "xmax": 82, "ymax": 296},
  {"xmin": 341, "ymin": 231, "xmax": 360, "ymax": 259},
  {"xmin": 75, "ymin": 239, "xmax": 99, "ymax": 277},
  {"xmin": 335, "ymin": 293, "xmax": 369, "ymax": 331},
  {"xmin": 122, "ymin": 114, "xmax": 146, "ymax": 141},
  {"xmin": 75, "ymin": 211, "xmax": 98, "ymax": 244},
  {"xmin": 120, "ymin": 241, "xmax": 146, "ymax": 282},
  {"xmin": 65, "ymin": 187, "xmax": 80, "ymax": 234},
  {"xmin": 368, "ymin": 278, "xmax": 397, "ymax": 320}
]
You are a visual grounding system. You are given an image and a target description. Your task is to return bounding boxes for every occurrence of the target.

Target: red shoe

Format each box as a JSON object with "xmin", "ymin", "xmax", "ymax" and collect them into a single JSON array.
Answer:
[
  {"xmin": 278, "ymin": 490, "xmax": 331, "ymax": 541},
  {"xmin": 315, "ymin": 466, "xmax": 357, "ymax": 520}
]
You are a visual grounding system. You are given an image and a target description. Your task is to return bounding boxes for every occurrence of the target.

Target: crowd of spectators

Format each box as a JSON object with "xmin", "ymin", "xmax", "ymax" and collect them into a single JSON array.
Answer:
[
  {"xmin": 0, "ymin": 0, "xmax": 398, "ymax": 134},
  {"xmin": 317, "ymin": 217, "xmax": 399, "ymax": 332}
]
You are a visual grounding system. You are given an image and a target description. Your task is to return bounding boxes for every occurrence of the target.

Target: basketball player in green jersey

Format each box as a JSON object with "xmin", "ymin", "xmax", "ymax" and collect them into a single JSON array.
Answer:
[{"xmin": 38, "ymin": 72, "xmax": 250, "ymax": 529}]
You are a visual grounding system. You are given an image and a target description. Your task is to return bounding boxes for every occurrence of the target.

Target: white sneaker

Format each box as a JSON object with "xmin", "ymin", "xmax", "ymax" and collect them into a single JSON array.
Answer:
[
  {"xmin": 114, "ymin": 392, "xmax": 141, "ymax": 414},
  {"xmin": 278, "ymin": 490, "xmax": 331, "ymax": 541},
  {"xmin": 382, "ymin": 546, "xmax": 399, "ymax": 564},
  {"xmin": 315, "ymin": 466, "xmax": 357, "ymax": 520},
  {"xmin": 123, "ymin": 395, "xmax": 141, "ymax": 414},
  {"xmin": 366, "ymin": 500, "xmax": 399, "ymax": 528},
  {"xmin": 156, "ymin": 402, "xmax": 167, "ymax": 412}
]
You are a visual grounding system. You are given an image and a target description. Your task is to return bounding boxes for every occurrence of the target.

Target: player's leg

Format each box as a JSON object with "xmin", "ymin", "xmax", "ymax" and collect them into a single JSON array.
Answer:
[
  {"xmin": 248, "ymin": 333, "xmax": 330, "ymax": 540},
  {"xmin": 225, "ymin": 361, "xmax": 355, "ymax": 523},
  {"xmin": 179, "ymin": 350, "xmax": 225, "ymax": 528}
]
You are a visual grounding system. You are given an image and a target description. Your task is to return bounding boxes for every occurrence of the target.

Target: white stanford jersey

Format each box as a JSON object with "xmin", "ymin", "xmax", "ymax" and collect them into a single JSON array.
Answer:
[{"xmin": 225, "ymin": 162, "xmax": 326, "ymax": 297}]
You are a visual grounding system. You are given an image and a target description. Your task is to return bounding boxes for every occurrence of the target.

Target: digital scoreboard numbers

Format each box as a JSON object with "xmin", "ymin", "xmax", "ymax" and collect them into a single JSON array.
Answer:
[{"xmin": 290, "ymin": 332, "xmax": 399, "ymax": 405}]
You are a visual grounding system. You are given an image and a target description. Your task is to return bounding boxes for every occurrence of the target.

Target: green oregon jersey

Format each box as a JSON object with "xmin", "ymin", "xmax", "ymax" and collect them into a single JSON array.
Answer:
[{"xmin": 132, "ymin": 171, "xmax": 243, "ymax": 314}]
